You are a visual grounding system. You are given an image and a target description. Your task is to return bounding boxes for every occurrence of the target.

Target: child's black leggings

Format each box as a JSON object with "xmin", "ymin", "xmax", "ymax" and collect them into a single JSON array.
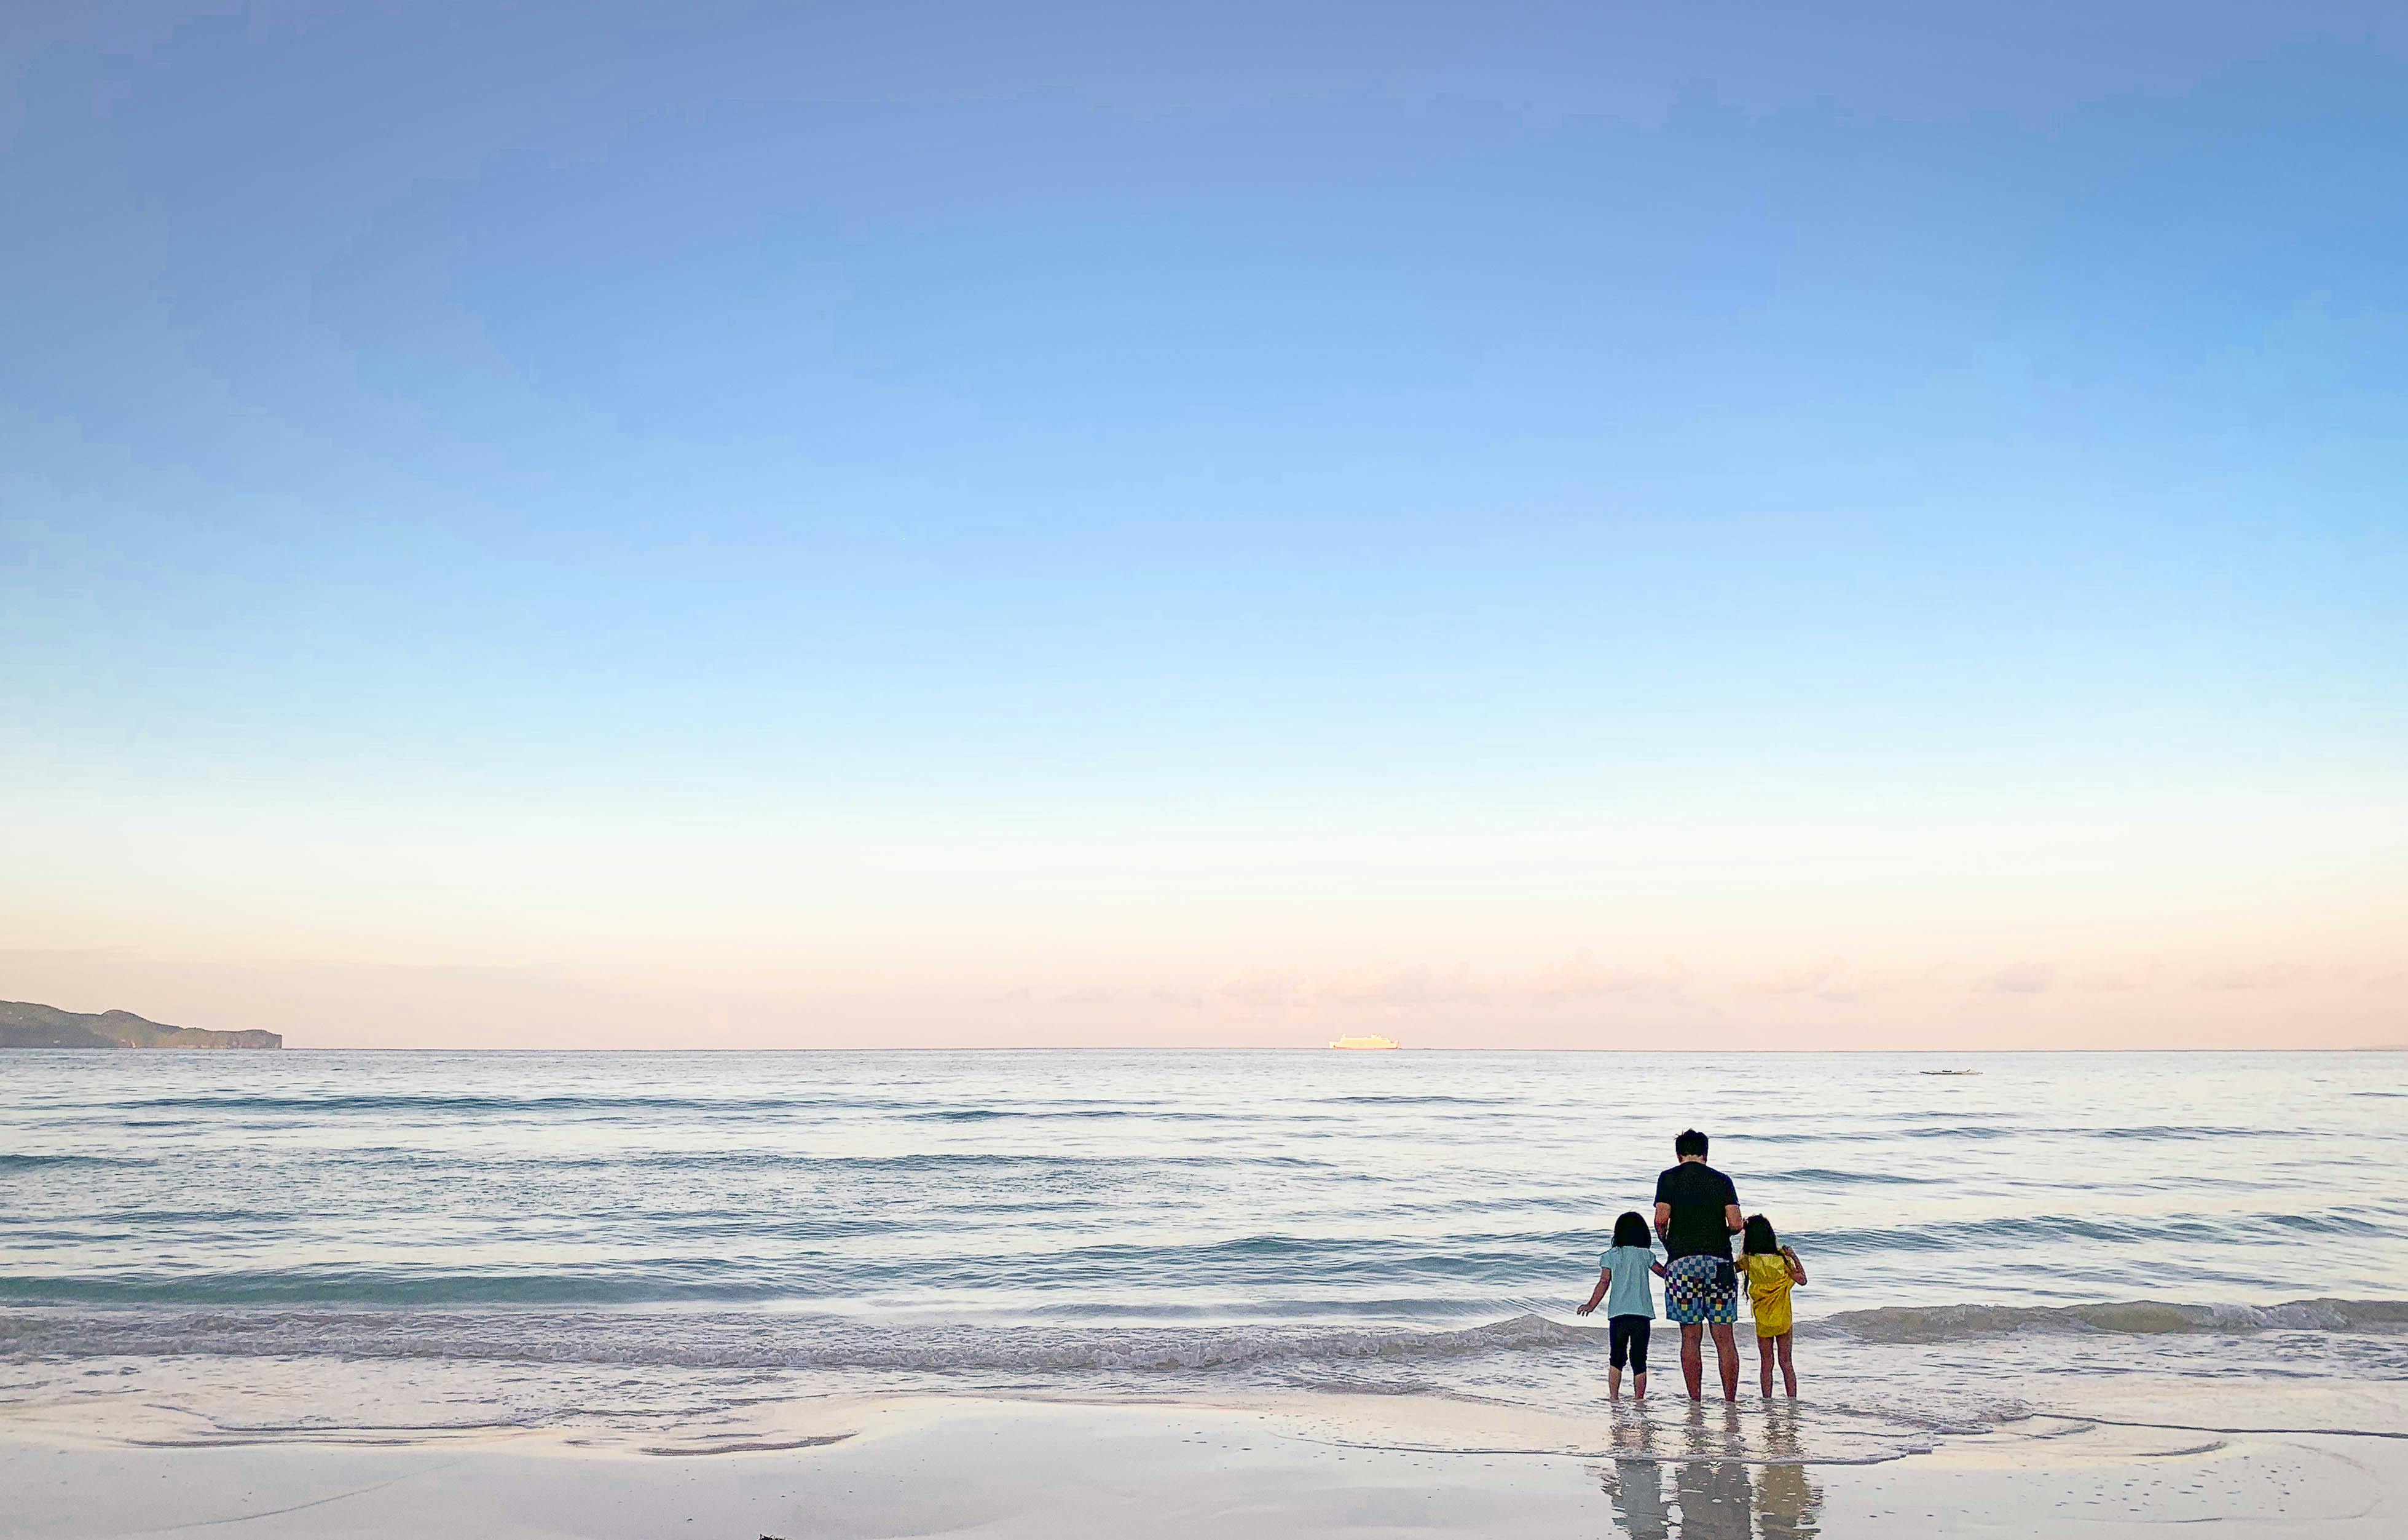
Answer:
[{"xmin": 1609, "ymin": 1314, "xmax": 1651, "ymax": 1374}]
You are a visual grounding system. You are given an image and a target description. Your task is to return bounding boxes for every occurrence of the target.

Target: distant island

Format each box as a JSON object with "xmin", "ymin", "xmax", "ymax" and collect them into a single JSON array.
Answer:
[{"xmin": 0, "ymin": 999, "xmax": 282, "ymax": 1049}]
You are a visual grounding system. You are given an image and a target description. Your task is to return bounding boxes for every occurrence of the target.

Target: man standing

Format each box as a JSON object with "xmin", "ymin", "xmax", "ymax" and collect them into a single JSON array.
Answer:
[{"xmin": 1655, "ymin": 1128, "xmax": 1744, "ymax": 1402}]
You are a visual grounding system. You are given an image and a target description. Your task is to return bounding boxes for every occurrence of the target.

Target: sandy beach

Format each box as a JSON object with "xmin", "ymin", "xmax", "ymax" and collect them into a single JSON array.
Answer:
[{"xmin": 9, "ymin": 1380, "xmax": 2405, "ymax": 1539}]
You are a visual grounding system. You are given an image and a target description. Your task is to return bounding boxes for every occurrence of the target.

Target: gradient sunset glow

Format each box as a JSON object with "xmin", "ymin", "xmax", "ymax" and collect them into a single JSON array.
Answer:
[{"xmin": 4, "ymin": 4, "xmax": 2402, "ymax": 1049}]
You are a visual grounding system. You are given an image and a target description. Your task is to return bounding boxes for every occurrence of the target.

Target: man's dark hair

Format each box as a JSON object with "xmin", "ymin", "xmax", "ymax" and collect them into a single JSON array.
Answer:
[{"xmin": 1674, "ymin": 1129, "xmax": 1709, "ymax": 1158}]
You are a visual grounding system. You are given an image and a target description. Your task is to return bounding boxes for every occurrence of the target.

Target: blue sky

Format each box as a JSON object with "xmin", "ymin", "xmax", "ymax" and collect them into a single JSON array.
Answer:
[{"xmin": 4, "ymin": 3, "xmax": 2404, "ymax": 1046}]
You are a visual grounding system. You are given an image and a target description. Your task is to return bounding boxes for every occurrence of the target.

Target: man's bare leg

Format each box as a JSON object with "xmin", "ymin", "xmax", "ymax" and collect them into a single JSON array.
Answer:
[
  {"xmin": 1680, "ymin": 1324, "xmax": 1706, "ymax": 1400},
  {"xmin": 1710, "ymin": 1324, "xmax": 1740, "ymax": 1401},
  {"xmin": 1757, "ymin": 1333, "xmax": 1776, "ymax": 1396},
  {"xmin": 1775, "ymin": 1332, "xmax": 1797, "ymax": 1397}
]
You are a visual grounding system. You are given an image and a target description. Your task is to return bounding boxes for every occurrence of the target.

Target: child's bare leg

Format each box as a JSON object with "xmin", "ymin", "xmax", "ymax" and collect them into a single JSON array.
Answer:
[
  {"xmin": 1776, "ymin": 1332, "xmax": 1797, "ymax": 1397},
  {"xmin": 1633, "ymin": 1370, "xmax": 1647, "ymax": 1399},
  {"xmin": 1757, "ymin": 1333, "xmax": 1775, "ymax": 1396},
  {"xmin": 1608, "ymin": 1365, "xmax": 1623, "ymax": 1400}
]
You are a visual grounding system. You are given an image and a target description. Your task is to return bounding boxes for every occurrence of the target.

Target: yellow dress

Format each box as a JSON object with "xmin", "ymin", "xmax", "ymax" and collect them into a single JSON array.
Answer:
[{"xmin": 1744, "ymin": 1253, "xmax": 1796, "ymax": 1337}]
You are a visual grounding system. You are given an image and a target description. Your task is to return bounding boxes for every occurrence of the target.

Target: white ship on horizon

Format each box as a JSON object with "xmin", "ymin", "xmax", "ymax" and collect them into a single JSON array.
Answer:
[{"xmin": 1328, "ymin": 1035, "xmax": 1400, "ymax": 1051}]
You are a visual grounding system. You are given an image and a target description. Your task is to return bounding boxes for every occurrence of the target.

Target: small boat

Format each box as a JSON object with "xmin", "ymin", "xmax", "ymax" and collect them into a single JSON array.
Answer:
[
  {"xmin": 1920, "ymin": 1068, "xmax": 1981, "ymax": 1076},
  {"xmin": 1329, "ymin": 1035, "xmax": 1401, "ymax": 1051}
]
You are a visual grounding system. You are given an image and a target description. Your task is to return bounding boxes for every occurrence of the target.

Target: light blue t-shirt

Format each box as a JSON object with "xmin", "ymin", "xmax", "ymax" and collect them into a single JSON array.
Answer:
[{"xmin": 1599, "ymin": 1244, "xmax": 1658, "ymax": 1320}]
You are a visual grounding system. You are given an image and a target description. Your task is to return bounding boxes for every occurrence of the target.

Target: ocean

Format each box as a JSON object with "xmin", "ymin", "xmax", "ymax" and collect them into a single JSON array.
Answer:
[{"xmin": 4, "ymin": 1049, "xmax": 2404, "ymax": 1460}]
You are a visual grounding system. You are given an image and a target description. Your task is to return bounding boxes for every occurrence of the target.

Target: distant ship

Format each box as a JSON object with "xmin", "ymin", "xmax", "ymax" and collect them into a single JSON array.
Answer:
[{"xmin": 1328, "ymin": 1035, "xmax": 1400, "ymax": 1051}]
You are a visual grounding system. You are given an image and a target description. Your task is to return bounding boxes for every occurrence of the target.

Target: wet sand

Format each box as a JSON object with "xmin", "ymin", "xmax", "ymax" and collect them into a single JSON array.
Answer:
[{"xmin": 5, "ymin": 1386, "xmax": 2402, "ymax": 1538}]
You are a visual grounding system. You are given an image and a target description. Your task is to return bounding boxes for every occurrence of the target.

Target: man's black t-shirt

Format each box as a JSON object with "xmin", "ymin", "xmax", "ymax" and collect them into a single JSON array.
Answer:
[{"xmin": 1654, "ymin": 1161, "xmax": 1739, "ymax": 1262}]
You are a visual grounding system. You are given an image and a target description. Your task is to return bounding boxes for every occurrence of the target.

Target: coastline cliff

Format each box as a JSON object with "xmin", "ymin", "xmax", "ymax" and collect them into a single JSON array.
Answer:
[{"xmin": 0, "ymin": 1000, "xmax": 283, "ymax": 1049}]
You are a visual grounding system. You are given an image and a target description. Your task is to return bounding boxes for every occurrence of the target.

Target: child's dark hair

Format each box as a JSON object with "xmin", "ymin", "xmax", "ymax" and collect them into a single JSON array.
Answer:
[
  {"xmin": 1612, "ymin": 1210, "xmax": 1651, "ymax": 1249},
  {"xmin": 1742, "ymin": 1214, "xmax": 1780, "ymax": 1255}
]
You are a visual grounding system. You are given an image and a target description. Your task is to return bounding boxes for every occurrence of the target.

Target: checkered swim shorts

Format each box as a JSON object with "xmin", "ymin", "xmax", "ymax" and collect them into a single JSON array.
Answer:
[{"xmin": 1663, "ymin": 1253, "xmax": 1738, "ymax": 1326}]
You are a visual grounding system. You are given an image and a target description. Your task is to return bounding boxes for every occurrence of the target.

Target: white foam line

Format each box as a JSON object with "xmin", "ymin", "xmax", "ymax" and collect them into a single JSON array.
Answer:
[
  {"xmin": 1281, "ymin": 1432, "xmax": 1921, "ymax": 1466},
  {"xmin": 2077, "ymin": 1415, "xmax": 2408, "ymax": 1442}
]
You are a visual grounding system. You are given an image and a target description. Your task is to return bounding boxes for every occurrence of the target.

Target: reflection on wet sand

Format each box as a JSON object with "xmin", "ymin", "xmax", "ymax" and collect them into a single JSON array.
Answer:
[
  {"xmin": 1754, "ymin": 1404, "xmax": 1822, "ymax": 1540},
  {"xmin": 1597, "ymin": 1403, "xmax": 1824, "ymax": 1539},
  {"xmin": 1603, "ymin": 1448, "xmax": 1670, "ymax": 1539}
]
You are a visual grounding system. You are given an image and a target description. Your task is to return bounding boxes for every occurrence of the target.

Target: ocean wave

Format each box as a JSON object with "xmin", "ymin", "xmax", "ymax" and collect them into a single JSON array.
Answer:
[
  {"xmin": 87, "ymin": 1092, "xmax": 1189, "ymax": 1118},
  {"xmin": 1740, "ymin": 1124, "xmax": 2290, "ymax": 1145},
  {"xmin": 1824, "ymin": 1297, "xmax": 2408, "ymax": 1342},
  {"xmin": 64, "ymin": 1094, "xmax": 1301, "ymax": 1130},
  {"xmin": 101, "ymin": 1093, "xmax": 923, "ymax": 1116},
  {"xmin": 9, "ymin": 1298, "xmax": 2403, "ymax": 1377},
  {"xmin": 1315, "ymin": 1096, "xmax": 1514, "ymax": 1107},
  {"xmin": 0, "ymin": 1272, "xmax": 800, "ymax": 1308},
  {"xmin": 415, "ymin": 1150, "xmax": 1341, "ymax": 1174},
  {"xmin": 0, "ymin": 1307, "xmax": 1599, "ymax": 1373},
  {"xmin": 0, "ymin": 1153, "xmax": 153, "ymax": 1170},
  {"xmin": 897, "ymin": 1107, "xmax": 1254, "ymax": 1123},
  {"xmin": 14, "ymin": 1210, "xmax": 2393, "ymax": 1308},
  {"xmin": 0, "ymin": 1239, "xmax": 1567, "ymax": 1307},
  {"xmin": 1808, "ymin": 1209, "xmax": 2390, "ymax": 1255}
]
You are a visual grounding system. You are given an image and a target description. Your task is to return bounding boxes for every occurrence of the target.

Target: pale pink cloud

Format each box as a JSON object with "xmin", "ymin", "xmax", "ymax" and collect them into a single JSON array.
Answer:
[
  {"xmin": 1975, "ymin": 962, "xmax": 2056, "ymax": 995},
  {"xmin": 2197, "ymin": 961, "xmax": 2316, "ymax": 991},
  {"xmin": 1739, "ymin": 958, "xmax": 1850, "ymax": 998}
]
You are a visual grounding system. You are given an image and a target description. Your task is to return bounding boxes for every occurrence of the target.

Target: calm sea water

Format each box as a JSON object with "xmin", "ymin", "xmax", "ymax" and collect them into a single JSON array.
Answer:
[{"xmin": 4, "ymin": 1050, "xmax": 2405, "ymax": 1456}]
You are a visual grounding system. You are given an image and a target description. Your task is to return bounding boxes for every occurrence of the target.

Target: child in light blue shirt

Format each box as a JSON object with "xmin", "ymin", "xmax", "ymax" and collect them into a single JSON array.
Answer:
[{"xmin": 1577, "ymin": 1210, "xmax": 1669, "ymax": 1399}]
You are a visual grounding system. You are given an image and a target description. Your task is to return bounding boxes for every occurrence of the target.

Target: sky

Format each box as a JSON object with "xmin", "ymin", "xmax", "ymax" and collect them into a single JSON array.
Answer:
[{"xmin": 3, "ymin": 2, "xmax": 2404, "ymax": 1050}]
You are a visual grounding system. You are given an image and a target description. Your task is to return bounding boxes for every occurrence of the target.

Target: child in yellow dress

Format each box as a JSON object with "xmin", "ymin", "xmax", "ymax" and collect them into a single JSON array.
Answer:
[{"xmin": 1740, "ymin": 1214, "xmax": 1807, "ymax": 1397}]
